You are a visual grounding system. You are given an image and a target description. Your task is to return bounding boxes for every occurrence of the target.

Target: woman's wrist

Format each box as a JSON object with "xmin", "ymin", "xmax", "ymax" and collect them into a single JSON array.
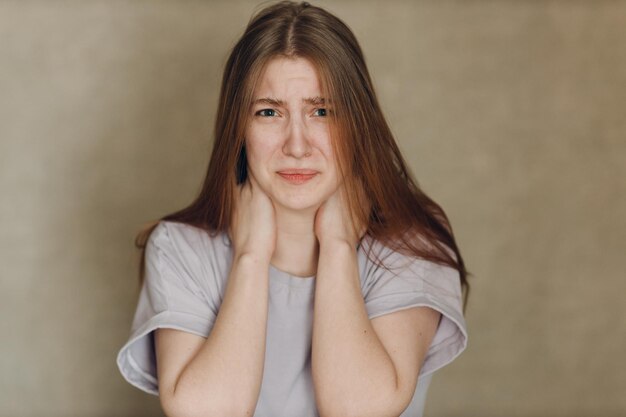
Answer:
[
  {"xmin": 318, "ymin": 238, "xmax": 356, "ymax": 256},
  {"xmin": 233, "ymin": 250, "xmax": 272, "ymax": 269},
  {"xmin": 318, "ymin": 229, "xmax": 363, "ymax": 250}
]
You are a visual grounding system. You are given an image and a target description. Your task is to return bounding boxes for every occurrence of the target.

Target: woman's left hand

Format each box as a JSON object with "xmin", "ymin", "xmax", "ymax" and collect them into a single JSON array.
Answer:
[{"xmin": 314, "ymin": 180, "xmax": 368, "ymax": 249}]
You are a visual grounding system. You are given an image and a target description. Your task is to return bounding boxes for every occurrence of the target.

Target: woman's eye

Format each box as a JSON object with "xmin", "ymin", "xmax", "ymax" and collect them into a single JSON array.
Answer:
[
  {"xmin": 256, "ymin": 109, "xmax": 276, "ymax": 117},
  {"xmin": 313, "ymin": 108, "xmax": 327, "ymax": 117}
]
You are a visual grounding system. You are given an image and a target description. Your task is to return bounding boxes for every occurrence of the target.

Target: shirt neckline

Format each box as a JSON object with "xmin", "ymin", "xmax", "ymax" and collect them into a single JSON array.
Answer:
[{"xmin": 269, "ymin": 263, "xmax": 316, "ymax": 289}]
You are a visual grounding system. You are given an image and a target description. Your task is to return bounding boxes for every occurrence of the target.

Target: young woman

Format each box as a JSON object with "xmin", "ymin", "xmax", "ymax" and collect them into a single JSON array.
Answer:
[{"xmin": 117, "ymin": 2, "xmax": 469, "ymax": 416}]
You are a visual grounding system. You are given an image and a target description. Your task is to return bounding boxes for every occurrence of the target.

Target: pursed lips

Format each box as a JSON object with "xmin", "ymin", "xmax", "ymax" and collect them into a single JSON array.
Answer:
[
  {"xmin": 276, "ymin": 169, "xmax": 318, "ymax": 175},
  {"xmin": 276, "ymin": 169, "xmax": 319, "ymax": 184}
]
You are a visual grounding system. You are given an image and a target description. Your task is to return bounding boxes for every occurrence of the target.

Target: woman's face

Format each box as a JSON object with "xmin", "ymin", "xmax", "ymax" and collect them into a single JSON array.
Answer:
[{"xmin": 244, "ymin": 56, "xmax": 342, "ymax": 212}]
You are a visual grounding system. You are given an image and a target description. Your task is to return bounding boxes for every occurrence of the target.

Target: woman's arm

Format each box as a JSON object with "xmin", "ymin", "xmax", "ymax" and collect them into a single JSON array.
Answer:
[
  {"xmin": 311, "ymin": 182, "xmax": 440, "ymax": 417},
  {"xmin": 156, "ymin": 174, "xmax": 276, "ymax": 417},
  {"xmin": 155, "ymin": 253, "xmax": 269, "ymax": 417},
  {"xmin": 312, "ymin": 241, "xmax": 440, "ymax": 417}
]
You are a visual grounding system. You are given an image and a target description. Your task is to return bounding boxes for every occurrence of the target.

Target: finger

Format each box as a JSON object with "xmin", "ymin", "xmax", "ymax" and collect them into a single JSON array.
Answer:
[
  {"xmin": 247, "ymin": 172, "xmax": 273, "ymax": 204},
  {"xmin": 246, "ymin": 171, "xmax": 259, "ymax": 191},
  {"xmin": 238, "ymin": 172, "xmax": 254, "ymax": 197},
  {"xmin": 247, "ymin": 171, "xmax": 261, "ymax": 192}
]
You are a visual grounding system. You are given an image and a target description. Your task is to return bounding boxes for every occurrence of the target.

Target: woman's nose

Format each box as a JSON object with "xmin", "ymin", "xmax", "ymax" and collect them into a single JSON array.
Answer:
[{"xmin": 282, "ymin": 118, "xmax": 312, "ymax": 158}]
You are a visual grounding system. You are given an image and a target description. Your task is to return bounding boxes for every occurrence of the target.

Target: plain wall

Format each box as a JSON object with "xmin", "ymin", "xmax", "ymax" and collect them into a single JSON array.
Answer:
[{"xmin": 1, "ymin": 1, "xmax": 624, "ymax": 416}]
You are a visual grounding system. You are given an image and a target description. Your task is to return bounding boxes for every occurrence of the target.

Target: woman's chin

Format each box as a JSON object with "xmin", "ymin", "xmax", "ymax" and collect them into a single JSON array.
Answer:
[{"xmin": 273, "ymin": 195, "xmax": 322, "ymax": 213}]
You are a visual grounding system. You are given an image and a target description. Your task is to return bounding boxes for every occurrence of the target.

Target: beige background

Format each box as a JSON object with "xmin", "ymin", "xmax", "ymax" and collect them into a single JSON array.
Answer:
[{"xmin": 1, "ymin": 1, "xmax": 625, "ymax": 416}]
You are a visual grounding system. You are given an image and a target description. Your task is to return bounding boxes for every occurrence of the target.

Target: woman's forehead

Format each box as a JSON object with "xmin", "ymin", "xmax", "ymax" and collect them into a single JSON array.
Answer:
[{"xmin": 253, "ymin": 57, "xmax": 322, "ymax": 98}]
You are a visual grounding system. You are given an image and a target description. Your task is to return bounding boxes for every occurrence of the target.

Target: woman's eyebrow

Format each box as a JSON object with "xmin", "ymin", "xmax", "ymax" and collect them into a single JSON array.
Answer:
[
  {"xmin": 252, "ymin": 96, "xmax": 326, "ymax": 106},
  {"xmin": 252, "ymin": 97, "xmax": 328, "ymax": 106},
  {"xmin": 252, "ymin": 97, "xmax": 284, "ymax": 106},
  {"xmin": 303, "ymin": 96, "xmax": 326, "ymax": 105}
]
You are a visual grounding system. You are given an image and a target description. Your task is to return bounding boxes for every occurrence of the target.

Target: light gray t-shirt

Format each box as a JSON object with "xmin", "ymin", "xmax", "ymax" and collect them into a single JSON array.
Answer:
[{"xmin": 116, "ymin": 221, "xmax": 467, "ymax": 417}]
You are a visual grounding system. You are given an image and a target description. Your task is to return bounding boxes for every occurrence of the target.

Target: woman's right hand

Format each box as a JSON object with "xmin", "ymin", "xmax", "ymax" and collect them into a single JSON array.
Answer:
[{"xmin": 229, "ymin": 173, "xmax": 277, "ymax": 262}]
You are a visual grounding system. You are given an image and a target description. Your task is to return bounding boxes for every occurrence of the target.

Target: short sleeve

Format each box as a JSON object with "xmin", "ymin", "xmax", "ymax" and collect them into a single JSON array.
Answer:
[
  {"xmin": 116, "ymin": 222, "xmax": 218, "ymax": 395},
  {"xmin": 362, "ymin": 242, "xmax": 468, "ymax": 377}
]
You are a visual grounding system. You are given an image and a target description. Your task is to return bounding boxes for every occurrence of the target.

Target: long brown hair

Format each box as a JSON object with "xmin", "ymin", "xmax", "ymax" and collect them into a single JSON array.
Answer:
[{"xmin": 135, "ymin": 1, "xmax": 471, "ymax": 308}]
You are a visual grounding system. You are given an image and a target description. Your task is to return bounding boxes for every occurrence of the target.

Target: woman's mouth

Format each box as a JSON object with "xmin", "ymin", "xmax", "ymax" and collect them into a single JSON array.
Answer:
[{"xmin": 277, "ymin": 170, "xmax": 318, "ymax": 185}]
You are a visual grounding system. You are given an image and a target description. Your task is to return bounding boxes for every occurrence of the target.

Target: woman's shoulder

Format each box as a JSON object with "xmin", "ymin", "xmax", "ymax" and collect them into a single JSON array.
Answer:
[
  {"xmin": 149, "ymin": 220, "xmax": 232, "ymax": 262},
  {"xmin": 145, "ymin": 221, "xmax": 233, "ymax": 290},
  {"xmin": 358, "ymin": 231, "xmax": 457, "ymax": 273},
  {"xmin": 153, "ymin": 220, "xmax": 227, "ymax": 240},
  {"xmin": 358, "ymin": 233, "xmax": 464, "ymax": 311}
]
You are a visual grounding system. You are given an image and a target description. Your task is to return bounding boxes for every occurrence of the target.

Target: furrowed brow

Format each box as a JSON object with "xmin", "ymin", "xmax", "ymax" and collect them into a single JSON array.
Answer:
[
  {"xmin": 303, "ymin": 96, "xmax": 326, "ymax": 105},
  {"xmin": 252, "ymin": 97, "xmax": 284, "ymax": 107}
]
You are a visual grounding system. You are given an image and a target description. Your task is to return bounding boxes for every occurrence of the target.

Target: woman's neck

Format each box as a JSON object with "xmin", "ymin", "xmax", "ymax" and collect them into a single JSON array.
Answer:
[{"xmin": 270, "ymin": 206, "xmax": 319, "ymax": 278}]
